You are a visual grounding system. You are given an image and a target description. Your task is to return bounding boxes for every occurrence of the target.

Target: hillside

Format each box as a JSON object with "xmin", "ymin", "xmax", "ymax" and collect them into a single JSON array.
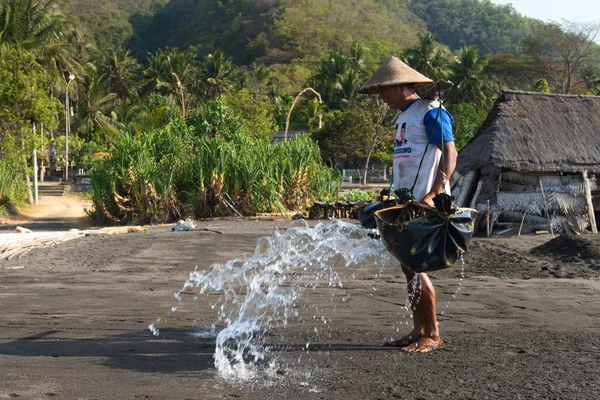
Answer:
[
  {"xmin": 53, "ymin": 0, "xmax": 168, "ymax": 49},
  {"xmin": 55, "ymin": 0, "xmax": 539, "ymax": 61},
  {"xmin": 409, "ymin": 0, "xmax": 537, "ymax": 55},
  {"xmin": 135, "ymin": 0, "xmax": 426, "ymax": 64}
]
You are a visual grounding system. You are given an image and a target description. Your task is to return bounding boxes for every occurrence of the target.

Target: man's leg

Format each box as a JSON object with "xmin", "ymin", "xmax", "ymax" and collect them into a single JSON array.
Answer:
[
  {"xmin": 383, "ymin": 265, "xmax": 423, "ymax": 347},
  {"xmin": 402, "ymin": 271, "xmax": 443, "ymax": 352}
]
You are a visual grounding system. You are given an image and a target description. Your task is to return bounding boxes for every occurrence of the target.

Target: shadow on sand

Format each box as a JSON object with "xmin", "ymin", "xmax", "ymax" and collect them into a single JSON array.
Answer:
[
  {"xmin": 0, "ymin": 328, "xmax": 215, "ymax": 374},
  {"xmin": 0, "ymin": 328, "xmax": 397, "ymax": 375}
]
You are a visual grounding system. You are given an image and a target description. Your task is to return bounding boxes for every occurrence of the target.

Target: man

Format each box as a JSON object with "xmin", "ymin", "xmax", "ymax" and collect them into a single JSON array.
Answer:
[{"xmin": 359, "ymin": 56, "xmax": 458, "ymax": 353}]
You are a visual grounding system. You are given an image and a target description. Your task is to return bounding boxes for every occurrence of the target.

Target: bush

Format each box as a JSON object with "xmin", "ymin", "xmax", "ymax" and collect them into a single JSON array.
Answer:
[
  {"xmin": 0, "ymin": 156, "xmax": 28, "ymax": 214},
  {"xmin": 340, "ymin": 189, "xmax": 377, "ymax": 202},
  {"xmin": 89, "ymin": 112, "xmax": 341, "ymax": 224}
]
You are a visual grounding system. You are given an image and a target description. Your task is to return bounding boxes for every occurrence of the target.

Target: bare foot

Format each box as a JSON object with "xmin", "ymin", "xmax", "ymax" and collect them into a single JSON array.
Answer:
[
  {"xmin": 383, "ymin": 333, "xmax": 420, "ymax": 347},
  {"xmin": 401, "ymin": 337, "xmax": 444, "ymax": 353}
]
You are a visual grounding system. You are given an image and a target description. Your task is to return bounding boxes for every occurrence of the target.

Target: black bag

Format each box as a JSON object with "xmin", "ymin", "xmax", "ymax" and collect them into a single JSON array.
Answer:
[
  {"xmin": 375, "ymin": 202, "xmax": 476, "ymax": 273},
  {"xmin": 357, "ymin": 188, "xmax": 394, "ymax": 230},
  {"xmin": 358, "ymin": 199, "xmax": 395, "ymax": 230}
]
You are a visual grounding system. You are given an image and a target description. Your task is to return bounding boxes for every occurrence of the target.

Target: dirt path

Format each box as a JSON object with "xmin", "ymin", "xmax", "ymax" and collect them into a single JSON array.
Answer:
[
  {"xmin": 0, "ymin": 194, "xmax": 93, "ymax": 231},
  {"xmin": 0, "ymin": 220, "xmax": 599, "ymax": 399}
]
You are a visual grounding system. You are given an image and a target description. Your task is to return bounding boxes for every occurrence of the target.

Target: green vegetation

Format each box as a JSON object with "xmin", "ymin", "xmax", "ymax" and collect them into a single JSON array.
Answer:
[
  {"xmin": 0, "ymin": 155, "xmax": 28, "ymax": 214},
  {"xmin": 410, "ymin": 0, "xmax": 535, "ymax": 55},
  {"xmin": 340, "ymin": 189, "xmax": 378, "ymax": 203},
  {"xmin": 3, "ymin": 0, "xmax": 600, "ymax": 224},
  {"xmin": 138, "ymin": 0, "xmax": 421, "ymax": 64},
  {"xmin": 90, "ymin": 112, "xmax": 340, "ymax": 224},
  {"xmin": 55, "ymin": 0, "xmax": 167, "ymax": 50}
]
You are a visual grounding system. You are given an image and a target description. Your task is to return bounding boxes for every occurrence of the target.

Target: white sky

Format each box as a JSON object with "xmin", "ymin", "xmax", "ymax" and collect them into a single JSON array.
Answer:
[
  {"xmin": 490, "ymin": 0, "xmax": 600, "ymax": 43},
  {"xmin": 490, "ymin": 0, "xmax": 599, "ymax": 24}
]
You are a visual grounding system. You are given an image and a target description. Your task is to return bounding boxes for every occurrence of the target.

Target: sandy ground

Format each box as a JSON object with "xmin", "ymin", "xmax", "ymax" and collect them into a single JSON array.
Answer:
[
  {"xmin": 1, "ymin": 219, "xmax": 600, "ymax": 400},
  {"xmin": 0, "ymin": 194, "xmax": 93, "ymax": 231}
]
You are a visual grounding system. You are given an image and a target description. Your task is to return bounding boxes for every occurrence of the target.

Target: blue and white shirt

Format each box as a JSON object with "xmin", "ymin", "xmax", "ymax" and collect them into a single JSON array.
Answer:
[{"xmin": 393, "ymin": 98, "xmax": 454, "ymax": 202}]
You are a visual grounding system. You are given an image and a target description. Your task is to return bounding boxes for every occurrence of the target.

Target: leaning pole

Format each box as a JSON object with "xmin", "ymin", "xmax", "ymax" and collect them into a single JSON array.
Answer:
[{"xmin": 284, "ymin": 88, "xmax": 322, "ymax": 142}]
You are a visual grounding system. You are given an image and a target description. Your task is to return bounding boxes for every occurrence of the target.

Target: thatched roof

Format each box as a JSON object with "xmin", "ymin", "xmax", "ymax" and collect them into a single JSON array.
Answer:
[{"xmin": 457, "ymin": 91, "xmax": 600, "ymax": 174}]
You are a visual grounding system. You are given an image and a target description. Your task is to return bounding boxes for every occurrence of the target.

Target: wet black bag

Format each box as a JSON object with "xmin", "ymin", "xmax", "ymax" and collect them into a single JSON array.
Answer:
[
  {"xmin": 358, "ymin": 200, "xmax": 394, "ymax": 230},
  {"xmin": 357, "ymin": 188, "xmax": 394, "ymax": 230},
  {"xmin": 375, "ymin": 198, "xmax": 476, "ymax": 273}
]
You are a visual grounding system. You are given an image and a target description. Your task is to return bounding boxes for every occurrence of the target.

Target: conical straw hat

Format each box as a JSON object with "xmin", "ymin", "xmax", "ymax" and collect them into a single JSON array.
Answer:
[{"xmin": 359, "ymin": 56, "xmax": 433, "ymax": 94}]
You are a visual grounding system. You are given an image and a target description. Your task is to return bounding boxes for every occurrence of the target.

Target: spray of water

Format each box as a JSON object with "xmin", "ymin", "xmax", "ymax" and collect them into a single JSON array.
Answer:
[{"xmin": 150, "ymin": 220, "xmax": 389, "ymax": 380}]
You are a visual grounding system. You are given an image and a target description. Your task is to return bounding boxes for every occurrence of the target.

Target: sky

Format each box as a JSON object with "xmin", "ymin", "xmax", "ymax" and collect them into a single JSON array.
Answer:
[
  {"xmin": 490, "ymin": 0, "xmax": 600, "ymax": 43},
  {"xmin": 490, "ymin": 0, "xmax": 600, "ymax": 24}
]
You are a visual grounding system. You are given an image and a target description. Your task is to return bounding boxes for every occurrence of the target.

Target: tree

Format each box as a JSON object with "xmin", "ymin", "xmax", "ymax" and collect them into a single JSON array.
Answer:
[
  {"xmin": 312, "ymin": 99, "xmax": 394, "ymax": 183},
  {"xmin": 143, "ymin": 47, "xmax": 197, "ymax": 113},
  {"xmin": 72, "ymin": 71, "xmax": 118, "ymax": 142},
  {"xmin": 485, "ymin": 53, "xmax": 535, "ymax": 93},
  {"xmin": 243, "ymin": 63, "xmax": 278, "ymax": 94},
  {"xmin": 308, "ymin": 44, "xmax": 369, "ymax": 108},
  {"xmin": 201, "ymin": 49, "xmax": 235, "ymax": 100},
  {"xmin": 402, "ymin": 32, "xmax": 449, "ymax": 80},
  {"xmin": 448, "ymin": 46, "xmax": 492, "ymax": 109},
  {"xmin": 222, "ymin": 88, "xmax": 277, "ymax": 138},
  {"xmin": 445, "ymin": 103, "xmax": 486, "ymax": 151},
  {"xmin": 529, "ymin": 78, "xmax": 550, "ymax": 93},
  {"xmin": 102, "ymin": 46, "xmax": 140, "ymax": 101},
  {"xmin": 580, "ymin": 65, "xmax": 600, "ymax": 95},
  {"xmin": 521, "ymin": 21, "xmax": 600, "ymax": 94},
  {"xmin": 0, "ymin": 44, "xmax": 56, "ymax": 159},
  {"xmin": 0, "ymin": 0, "xmax": 83, "ymax": 76}
]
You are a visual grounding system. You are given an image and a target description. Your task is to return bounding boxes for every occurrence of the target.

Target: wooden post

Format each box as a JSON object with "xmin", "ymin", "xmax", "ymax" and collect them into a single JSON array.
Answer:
[
  {"xmin": 538, "ymin": 177, "xmax": 555, "ymax": 238},
  {"xmin": 40, "ymin": 122, "xmax": 45, "ymax": 182},
  {"xmin": 487, "ymin": 200, "xmax": 490, "ymax": 237},
  {"xmin": 518, "ymin": 211, "xmax": 527, "ymax": 236},
  {"xmin": 582, "ymin": 170, "xmax": 598, "ymax": 234},
  {"xmin": 33, "ymin": 149, "xmax": 38, "ymax": 204}
]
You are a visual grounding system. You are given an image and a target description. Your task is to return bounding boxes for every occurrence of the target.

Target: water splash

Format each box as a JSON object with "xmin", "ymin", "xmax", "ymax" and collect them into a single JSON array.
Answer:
[{"xmin": 152, "ymin": 220, "xmax": 389, "ymax": 380}]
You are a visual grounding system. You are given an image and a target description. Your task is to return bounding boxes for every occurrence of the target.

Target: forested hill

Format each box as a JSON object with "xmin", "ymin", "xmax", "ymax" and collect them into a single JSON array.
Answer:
[
  {"xmin": 135, "ymin": 0, "xmax": 425, "ymax": 64},
  {"xmin": 135, "ymin": 0, "xmax": 537, "ymax": 63},
  {"xmin": 409, "ymin": 0, "xmax": 537, "ymax": 55},
  {"xmin": 59, "ymin": 0, "xmax": 536, "ymax": 62},
  {"xmin": 53, "ymin": 0, "xmax": 168, "ymax": 49}
]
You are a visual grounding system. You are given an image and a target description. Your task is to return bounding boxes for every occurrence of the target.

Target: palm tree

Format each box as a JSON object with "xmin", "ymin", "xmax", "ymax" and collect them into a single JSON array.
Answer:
[
  {"xmin": 201, "ymin": 49, "xmax": 235, "ymax": 99},
  {"xmin": 581, "ymin": 65, "xmax": 600, "ymax": 94},
  {"xmin": 103, "ymin": 47, "xmax": 140, "ymax": 102},
  {"xmin": 402, "ymin": 33, "xmax": 449, "ymax": 80},
  {"xmin": 73, "ymin": 72, "xmax": 118, "ymax": 142},
  {"xmin": 244, "ymin": 63, "xmax": 278, "ymax": 93},
  {"xmin": 448, "ymin": 46, "xmax": 491, "ymax": 108},
  {"xmin": 143, "ymin": 47, "xmax": 197, "ymax": 113},
  {"xmin": 309, "ymin": 47, "xmax": 349, "ymax": 103},
  {"xmin": 0, "ymin": 0, "xmax": 82, "ymax": 76}
]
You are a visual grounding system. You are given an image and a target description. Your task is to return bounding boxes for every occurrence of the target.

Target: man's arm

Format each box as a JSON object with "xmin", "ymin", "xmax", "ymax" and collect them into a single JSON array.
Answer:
[{"xmin": 420, "ymin": 141, "xmax": 457, "ymax": 207}]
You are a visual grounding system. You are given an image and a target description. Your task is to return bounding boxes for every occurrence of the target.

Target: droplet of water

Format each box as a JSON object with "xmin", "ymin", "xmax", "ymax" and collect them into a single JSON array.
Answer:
[{"xmin": 152, "ymin": 221, "xmax": 389, "ymax": 381}]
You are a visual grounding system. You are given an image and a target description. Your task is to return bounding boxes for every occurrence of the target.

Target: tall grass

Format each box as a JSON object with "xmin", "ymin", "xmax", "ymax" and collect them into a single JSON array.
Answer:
[
  {"xmin": 89, "ymin": 121, "xmax": 341, "ymax": 224},
  {"xmin": 0, "ymin": 156, "xmax": 28, "ymax": 214}
]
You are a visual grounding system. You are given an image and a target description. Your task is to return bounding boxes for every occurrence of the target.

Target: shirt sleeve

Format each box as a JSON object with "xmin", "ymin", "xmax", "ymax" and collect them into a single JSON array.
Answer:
[{"xmin": 423, "ymin": 107, "xmax": 454, "ymax": 144}]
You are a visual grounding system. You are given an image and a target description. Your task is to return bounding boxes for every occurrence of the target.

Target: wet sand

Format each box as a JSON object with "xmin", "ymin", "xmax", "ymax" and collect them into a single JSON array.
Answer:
[{"xmin": 1, "ymin": 220, "xmax": 599, "ymax": 399}]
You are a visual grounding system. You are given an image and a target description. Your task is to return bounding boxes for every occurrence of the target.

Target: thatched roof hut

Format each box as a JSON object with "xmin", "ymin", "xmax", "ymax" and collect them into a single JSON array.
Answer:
[{"xmin": 453, "ymin": 91, "xmax": 600, "ymax": 235}]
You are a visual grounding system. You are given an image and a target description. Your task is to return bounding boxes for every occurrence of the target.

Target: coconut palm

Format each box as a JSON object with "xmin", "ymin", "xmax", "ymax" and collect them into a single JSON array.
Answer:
[
  {"xmin": 0, "ymin": 0, "xmax": 82, "ymax": 75},
  {"xmin": 103, "ymin": 47, "xmax": 140, "ymax": 102},
  {"xmin": 201, "ymin": 49, "xmax": 235, "ymax": 99},
  {"xmin": 581, "ymin": 65, "xmax": 600, "ymax": 94},
  {"xmin": 143, "ymin": 47, "xmax": 197, "ymax": 114},
  {"xmin": 402, "ymin": 33, "xmax": 450, "ymax": 81},
  {"xmin": 309, "ymin": 47, "xmax": 349, "ymax": 103},
  {"xmin": 244, "ymin": 63, "xmax": 278, "ymax": 93},
  {"xmin": 309, "ymin": 44, "xmax": 369, "ymax": 106},
  {"xmin": 73, "ymin": 72, "xmax": 118, "ymax": 142},
  {"xmin": 448, "ymin": 46, "xmax": 492, "ymax": 108}
]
